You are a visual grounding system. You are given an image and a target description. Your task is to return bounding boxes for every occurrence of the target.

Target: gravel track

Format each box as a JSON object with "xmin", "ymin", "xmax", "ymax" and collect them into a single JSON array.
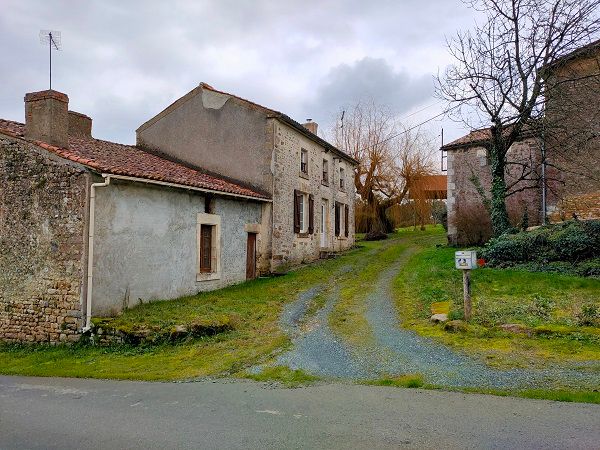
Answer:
[{"xmin": 268, "ymin": 242, "xmax": 600, "ymax": 390}]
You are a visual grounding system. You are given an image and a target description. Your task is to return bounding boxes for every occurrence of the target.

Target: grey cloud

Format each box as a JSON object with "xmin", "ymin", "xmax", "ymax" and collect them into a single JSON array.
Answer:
[
  {"xmin": 0, "ymin": 0, "xmax": 477, "ymax": 144},
  {"xmin": 302, "ymin": 57, "xmax": 433, "ymax": 128}
]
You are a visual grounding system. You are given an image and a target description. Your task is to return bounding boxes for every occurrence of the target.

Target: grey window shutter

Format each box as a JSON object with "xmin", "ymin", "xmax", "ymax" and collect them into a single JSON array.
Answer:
[
  {"xmin": 334, "ymin": 203, "xmax": 340, "ymax": 236},
  {"xmin": 308, "ymin": 194, "xmax": 314, "ymax": 234},
  {"xmin": 344, "ymin": 204, "xmax": 349, "ymax": 237}
]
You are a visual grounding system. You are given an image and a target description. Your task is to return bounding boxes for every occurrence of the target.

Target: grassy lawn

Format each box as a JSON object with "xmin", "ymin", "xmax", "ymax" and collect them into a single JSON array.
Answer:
[
  {"xmin": 0, "ymin": 248, "xmax": 364, "ymax": 381},
  {"xmin": 393, "ymin": 227, "xmax": 600, "ymax": 370}
]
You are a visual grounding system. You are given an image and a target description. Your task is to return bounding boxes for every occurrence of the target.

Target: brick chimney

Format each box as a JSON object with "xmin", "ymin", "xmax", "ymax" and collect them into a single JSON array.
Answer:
[
  {"xmin": 24, "ymin": 90, "xmax": 69, "ymax": 148},
  {"xmin": 68, "ymin": 110, "xmax": 92, "ymax": 137},
  {"xmin": 303, "ymin": 119, "xmax": 318, "ymax": 135}
]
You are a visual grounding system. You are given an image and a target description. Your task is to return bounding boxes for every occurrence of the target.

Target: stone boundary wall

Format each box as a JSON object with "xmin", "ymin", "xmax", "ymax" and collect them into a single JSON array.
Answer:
[{"xmin": 0, "ymin": 135, "xmax": 88, "ymax": 343}]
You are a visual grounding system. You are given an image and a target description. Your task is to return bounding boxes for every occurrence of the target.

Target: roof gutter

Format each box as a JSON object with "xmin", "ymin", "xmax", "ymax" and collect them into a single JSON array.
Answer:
[{"xmin": 100, "ymin": 173, "xmax": 272, "ymax": 202}]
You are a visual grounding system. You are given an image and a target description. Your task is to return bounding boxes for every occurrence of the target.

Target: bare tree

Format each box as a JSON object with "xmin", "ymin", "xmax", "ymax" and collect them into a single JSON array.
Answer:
[
  {"xmin": 437, "ymin": 0, "xmax": 600, "ymax": 237},
  {"xmin": 332, "ymin": 101, "xmax": 435, "ymax": 234}
]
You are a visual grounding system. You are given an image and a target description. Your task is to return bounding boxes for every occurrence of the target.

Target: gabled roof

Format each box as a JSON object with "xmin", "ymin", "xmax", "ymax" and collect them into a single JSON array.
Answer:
[
  {"xmin": 0, "ymin": 119, "xmax": 270, "ymax": 200},
  {"xmin": 138, "ymin": 82, "xmax": 359, "ymax": 166},
  {"xmin": 441, "ymin": 123, "xmax": 539, "ymax": 151}
]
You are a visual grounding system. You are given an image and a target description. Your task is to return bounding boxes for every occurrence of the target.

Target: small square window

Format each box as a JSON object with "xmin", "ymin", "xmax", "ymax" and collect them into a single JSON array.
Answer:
[{"xmin": 301, "ymin": 149, "xmax": 308, "ymax": 174}]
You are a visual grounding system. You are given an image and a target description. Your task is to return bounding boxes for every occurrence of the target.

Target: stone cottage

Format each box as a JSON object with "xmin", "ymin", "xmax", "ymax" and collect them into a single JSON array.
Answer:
[
  {"xmin": 443, "ymin": 40, "xmax": 600, "ymax": 245},
  {"xmin": 0, "ymin": 85, "xmax": 356, "ymax": 343},
  {"xmin": 0, "ymin": 90, "xmax": 271, "ymax": 342},
  {"xmin": 136, "ymin": 83, "xmax": 358, "ymax": 273}
]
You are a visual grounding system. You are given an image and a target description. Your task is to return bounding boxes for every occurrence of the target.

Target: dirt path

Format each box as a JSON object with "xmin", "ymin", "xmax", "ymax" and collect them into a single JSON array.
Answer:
[{"xmin": 269, "ymin": 239, "xmax": 600, "ymax": 390}]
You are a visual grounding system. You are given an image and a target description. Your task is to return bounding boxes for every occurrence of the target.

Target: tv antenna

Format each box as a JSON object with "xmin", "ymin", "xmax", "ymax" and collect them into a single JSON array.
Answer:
[{"xmin": 39, "ymin": 30, "xmax": 61, "ymax": 90}]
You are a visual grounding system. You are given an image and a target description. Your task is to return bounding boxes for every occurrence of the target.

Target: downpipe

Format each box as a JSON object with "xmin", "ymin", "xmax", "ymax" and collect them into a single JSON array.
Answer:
[{"xmin": 82, "ymin": 175, "xmax": 111, "ymax": 332}]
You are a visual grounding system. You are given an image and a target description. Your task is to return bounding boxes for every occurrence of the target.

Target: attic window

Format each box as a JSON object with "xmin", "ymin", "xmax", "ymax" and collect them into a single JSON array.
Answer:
[{"xmin": 301, "ymin": 149, "xmax": 308, "ymax": 174}]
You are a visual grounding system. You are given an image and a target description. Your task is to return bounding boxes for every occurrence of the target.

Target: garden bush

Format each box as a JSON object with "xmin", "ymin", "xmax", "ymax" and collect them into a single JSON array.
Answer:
[{"xmin": 480, "ymin": 220, "xmax": 600, "ymax": 276}]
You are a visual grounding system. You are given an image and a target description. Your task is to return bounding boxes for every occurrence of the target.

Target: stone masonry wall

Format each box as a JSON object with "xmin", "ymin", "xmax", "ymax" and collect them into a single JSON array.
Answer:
[
  {"xmin": 0, "ymin": 135, "xmax": 88, "ymax": 342},
  {"xmin": 447, "ymin": 138, "xmax": 542, "ymax": 245},
  {"xmin": 271, "ymin": 120, "xmax": 355, "ymax": 269},
  {"xmin": 545, "ymin": 51, "xmax": 600, "ymax": 220}
]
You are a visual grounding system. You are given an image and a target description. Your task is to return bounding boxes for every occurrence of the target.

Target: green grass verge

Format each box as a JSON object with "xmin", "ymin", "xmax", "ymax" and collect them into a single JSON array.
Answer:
[
  {"xmin": 0, "ymin": 244, "xmax": 366, "ymax": 381},
  {"xmin": 364, "ymin": 374, "xmax": 425, "ymax": 388},
  {"xmin": 393, "ymin": 227, "xmax": 600, "ymax": 369},
  {"xmin": 244, "ymin": 365, "xmax": 319, "ymax": 387}
]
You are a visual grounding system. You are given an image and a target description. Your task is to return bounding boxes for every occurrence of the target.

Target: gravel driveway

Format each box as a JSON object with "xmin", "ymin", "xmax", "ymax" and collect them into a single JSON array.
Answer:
[{"xmin": 269, "ymin": 243, "xmax": 600, "ymax": 390}]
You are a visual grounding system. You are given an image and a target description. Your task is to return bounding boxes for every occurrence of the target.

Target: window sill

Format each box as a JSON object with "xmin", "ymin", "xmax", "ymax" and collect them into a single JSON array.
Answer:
[
  {"xmin": 296, "ymin": 232, "xmax": 311, "ymax": 238},
  {"xmin": 321, "ymin": 180, "xmax": 329, "ymax": 187},
  {"xmin": 197, "ymin": 272, "xmax": 221, "ymax": 282},
  {"xmin": 335, "ymin": 236, "xmax": 348, "ymax": 241},
  {"xmin": 299, "ymin": 171, "xmax": 309, "ymax": 180}
]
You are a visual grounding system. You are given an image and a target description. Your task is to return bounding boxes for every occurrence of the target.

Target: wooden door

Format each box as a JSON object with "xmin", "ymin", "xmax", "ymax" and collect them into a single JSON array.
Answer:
[{"xmin": 246, "ymin": 233, "xmax": 257, "ymax": 280}]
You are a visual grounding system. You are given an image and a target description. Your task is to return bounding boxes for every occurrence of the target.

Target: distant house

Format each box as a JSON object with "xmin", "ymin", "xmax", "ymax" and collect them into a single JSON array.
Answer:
[
  {"xmin": 442, "ymin": 40, "xmax": 600, "ymax": 245},
  {"xmin": 0, "ymin": 84, "xmax": 356, "ymax": 343},
  {"xmin": 408, "ymin": 175, "xmax": 447, "ymax": 200}
]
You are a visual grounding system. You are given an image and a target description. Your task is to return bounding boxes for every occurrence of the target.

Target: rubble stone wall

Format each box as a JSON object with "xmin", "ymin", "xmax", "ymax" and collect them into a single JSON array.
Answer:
[{"xmin": 0, "ymin": 135, "xmax": 88, "ymax": 342}]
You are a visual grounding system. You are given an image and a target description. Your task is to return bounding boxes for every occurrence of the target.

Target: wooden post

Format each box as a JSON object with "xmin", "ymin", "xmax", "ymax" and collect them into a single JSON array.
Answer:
[{"xmin": 463, "ymin": 269, "xmax": 472, "ymax": 321}]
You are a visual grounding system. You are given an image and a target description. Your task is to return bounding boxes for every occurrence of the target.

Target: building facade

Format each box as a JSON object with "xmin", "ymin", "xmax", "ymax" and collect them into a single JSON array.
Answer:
[
  {"xmin": 0, "ymin": 90, "xmax": 269, "ymax": 342},
  {"xmin": 443, "ymin": 40, "xmax": 600, "ymax": 245},
  {"xmin": 136, "ymin": 83, "xmax": 357, "ymax": 272}
]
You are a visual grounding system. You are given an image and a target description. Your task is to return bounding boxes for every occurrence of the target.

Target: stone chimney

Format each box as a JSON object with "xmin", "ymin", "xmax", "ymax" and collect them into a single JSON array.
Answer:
[
  {"xmin": 68, "ymin": 111, "xmax": 92, "ymax": 137},
  {"xmin": 303, "ymin": 120, "xmax": 318, "ymax": 135},
  {"xmin": 24, "ymin": 90, "xmax": 69, "ymax": 148}
]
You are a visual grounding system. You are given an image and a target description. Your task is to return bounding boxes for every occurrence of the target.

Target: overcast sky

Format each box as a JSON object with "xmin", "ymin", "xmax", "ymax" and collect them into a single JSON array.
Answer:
[{"xmin": 1, "ymin": 0, "xmax": 482, "ymax": 149}]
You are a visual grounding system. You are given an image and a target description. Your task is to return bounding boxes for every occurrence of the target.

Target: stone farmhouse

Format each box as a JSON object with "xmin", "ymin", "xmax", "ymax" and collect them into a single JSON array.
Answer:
[
  {"xmin": 0, "ymin": 85, "xmax": 356, "ymax": 343},
  {"xmin": 442, "ymin": 40, "xmax": 600, "ymax": 245}
]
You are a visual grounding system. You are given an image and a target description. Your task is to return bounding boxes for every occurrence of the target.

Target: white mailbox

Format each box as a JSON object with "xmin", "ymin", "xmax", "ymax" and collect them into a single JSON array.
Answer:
[{"xmin": 455, "ymin": 251, "xmax": 477, "ymax": 270}]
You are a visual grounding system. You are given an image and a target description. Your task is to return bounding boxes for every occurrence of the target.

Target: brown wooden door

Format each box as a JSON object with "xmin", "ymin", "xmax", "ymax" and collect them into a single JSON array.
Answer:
[{"xmin": 246, "ymin": 233, "xmax": 257, "ymax": 280}]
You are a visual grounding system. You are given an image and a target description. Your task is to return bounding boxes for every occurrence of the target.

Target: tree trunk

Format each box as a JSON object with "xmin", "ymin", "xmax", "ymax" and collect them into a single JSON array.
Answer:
[{"xmin": 489, "ymin": 143, "xmax": 512, "ymax": 237}]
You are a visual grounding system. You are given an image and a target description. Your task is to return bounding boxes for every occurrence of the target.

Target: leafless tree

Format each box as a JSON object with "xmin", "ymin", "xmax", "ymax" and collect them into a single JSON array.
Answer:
[
  {"xmin": 332, "ymin": 101, "xmax": 436, "ymax": 234},
  {"xmin": 437, "ymin": 0, "xmax": 600, "ymax": 237}
]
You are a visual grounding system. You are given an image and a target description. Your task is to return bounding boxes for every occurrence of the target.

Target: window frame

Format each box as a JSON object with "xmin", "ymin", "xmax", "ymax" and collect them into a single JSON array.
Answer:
[
  {"xmin": 339, "ymin": 167, "xmax": 345, "ymax": 190},
  {"xmin": 322, "ymin": 158, "xmax": 329, "ymax": 185},
  {"xmin": 196, "ymin": 213, "xmax": 221, "ymax": 281},
  {"xmin": 300, "ymin": 148, "xmax": 308, "ymax": 175}
]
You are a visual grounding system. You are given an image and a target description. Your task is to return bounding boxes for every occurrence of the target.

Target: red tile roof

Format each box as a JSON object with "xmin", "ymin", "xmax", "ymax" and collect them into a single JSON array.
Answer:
[
  {"xmin": 441, "ymin": 122, "xmax": 539, "ymax": 150},
  {"xmin": 0, "ymin": 119, "xmax": 269, "ymax": 200}
]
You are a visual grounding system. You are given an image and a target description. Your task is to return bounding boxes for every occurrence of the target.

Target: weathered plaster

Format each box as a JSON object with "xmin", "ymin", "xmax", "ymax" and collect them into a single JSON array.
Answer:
[{"xmin": 92, "ymin": 180, "xmax": 262, "ymax": 315}]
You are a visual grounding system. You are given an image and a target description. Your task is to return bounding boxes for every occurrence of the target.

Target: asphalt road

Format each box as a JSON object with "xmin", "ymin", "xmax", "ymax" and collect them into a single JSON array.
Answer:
[{"xmin": 1, "ymin": 376, "xmax": 599, "ymax": 450}]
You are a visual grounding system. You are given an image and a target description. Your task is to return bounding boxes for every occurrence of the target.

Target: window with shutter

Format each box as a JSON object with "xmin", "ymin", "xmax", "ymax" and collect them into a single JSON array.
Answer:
[
  {"xmin": 200, "ymin": 224, "xmax": 212, "ymax": 272},
  {"xmin": 334, "ymin": 202, "xmax": 340, "ymax": 236},
  {"xmin": 197, "ymin": 213, "xmax": 221, "ymax": 281},
  {"xmin": 344, "ymin": 204, "xmax": 349, "ymax": 237},
  {"xmin": 308, "ymin": 194, "xmax": 314, "ymax": 234}
]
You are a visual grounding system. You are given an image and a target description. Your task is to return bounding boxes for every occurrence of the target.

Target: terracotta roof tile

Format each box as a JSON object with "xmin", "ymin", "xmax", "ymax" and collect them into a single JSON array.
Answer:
[{"xmin": 0, "ymin": 119, "xmax": 269, "ymax": 200}]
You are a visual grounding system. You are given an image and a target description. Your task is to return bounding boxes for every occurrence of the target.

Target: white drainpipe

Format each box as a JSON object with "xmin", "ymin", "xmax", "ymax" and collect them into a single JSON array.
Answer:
[{"xmin": 83, "ymin": 175, "xmax": 111, "ymax": 332}]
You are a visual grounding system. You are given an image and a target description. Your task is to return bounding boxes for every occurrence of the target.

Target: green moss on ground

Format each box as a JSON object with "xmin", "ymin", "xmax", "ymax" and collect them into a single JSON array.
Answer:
[{"xmin": 244, "ymin": 366, "xmax": 319, "ymax": 387}]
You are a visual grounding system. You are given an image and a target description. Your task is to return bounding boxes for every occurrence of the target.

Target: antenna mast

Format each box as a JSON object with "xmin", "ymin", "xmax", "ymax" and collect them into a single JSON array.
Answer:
[{"xmin": 39, "ymin": 30, "xmax": 62, "ymax": 90}]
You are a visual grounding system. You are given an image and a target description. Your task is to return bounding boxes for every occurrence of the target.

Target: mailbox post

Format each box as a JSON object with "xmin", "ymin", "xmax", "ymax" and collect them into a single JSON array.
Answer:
[{"xmin": 455, "ymin": 251, "xmax": 477, "ymax": 321}]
